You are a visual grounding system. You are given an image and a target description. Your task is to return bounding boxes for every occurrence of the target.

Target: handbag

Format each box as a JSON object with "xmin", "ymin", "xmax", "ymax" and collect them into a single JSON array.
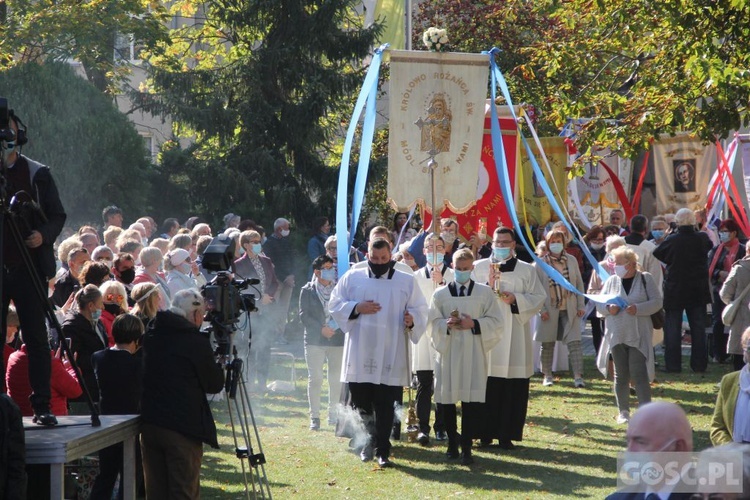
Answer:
[
  {"xmin": 641, "ymin": 274, "xmax": 665, "ymax": 329},
  {"xmin": 721, "ymin": 280, "xmax": 750, "ymax": 326}
]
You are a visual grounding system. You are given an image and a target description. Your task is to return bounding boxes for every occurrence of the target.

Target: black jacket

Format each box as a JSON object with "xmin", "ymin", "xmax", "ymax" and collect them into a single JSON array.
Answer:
[
  {"xmin": 61, "ymin": 312, "xmax": 107, "ymax": 402},
  {"xmin": 92, "ymin": 348, "xmax": 143, "ymax": 415},
  {"xmin": 653, "ymin": 225, "xmax": 713, "ymax": 309},
  {"xmin": 51, "ymin": 270, "xmax": 80, "ymax": 308},
  {"xmin": 299, "ymin": 282, "xmax": 345, "ymax": 347},
  {"xmin": 141, "ymin": 311, "xmax": 224, "ymax": 448},
  {"xmin": 0, "ymin": 395, "xmax": 25, "ymax": 500}
]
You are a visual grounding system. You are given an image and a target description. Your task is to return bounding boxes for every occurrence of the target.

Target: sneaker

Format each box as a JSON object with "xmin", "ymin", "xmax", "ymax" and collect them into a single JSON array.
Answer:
[
  {"xmin": 309, "ymin": 418, "xmax": 320, "ymax": 431},
  {"xmin": 616, "ymin": 411, "xmax": 630, "ymax": 424},
  {"xmin": 417, "ymin": 432, "xmax": 429, "ymax": 445},
  {"xmin": 435, "ymin": 431, "xmax": 448, "ymax": 441},
  {"xmin": 32, "ymin": 412, "xmax": 58, "ymax": 426},
  {"xmin": 574, "ymin": 378, "xmax": 585, "ymax": 388},
  {"xmin": 542, "ymin": 376, "xmax": 554, "ymax": 387}
]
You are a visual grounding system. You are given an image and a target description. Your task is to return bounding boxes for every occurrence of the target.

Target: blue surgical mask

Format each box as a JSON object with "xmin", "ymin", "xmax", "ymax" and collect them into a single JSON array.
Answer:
[
  {"xmin": 252, "ymin": 243, "xmax": 262, "ymax": 255},
  {"xmin": 651, "ymin": 230, "xmax": 664, "ymax": 241},
  {"xmin": 719, "ymin": 231, "xmax": 731, "ymax": 243},
  {"xmin": 493, "ymin": 247, "xmax": 511, "ymax": 261},
  {"xmin": 549, "ymin": 242, "xmax": 564, "ymax": 255},
  {"xmin": 91, "ymin": 309, "xmax": 102, "ymax": 321},
  {"xmin": 425, "ymin": 252, "xmax": 445, "ymax": 266},
  {"xmin": 454, "ymin": 270, "xmax": 472, "ymax": 284},
  {"xmin": 320, "ymin": 268, "xmax": 337, "ymax": 282}
]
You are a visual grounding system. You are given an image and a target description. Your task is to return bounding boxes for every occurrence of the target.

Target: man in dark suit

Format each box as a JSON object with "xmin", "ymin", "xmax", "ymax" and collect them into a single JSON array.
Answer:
[{"xmin": 607, "ymin": 401, "xmax": 694, "ymax": 499}]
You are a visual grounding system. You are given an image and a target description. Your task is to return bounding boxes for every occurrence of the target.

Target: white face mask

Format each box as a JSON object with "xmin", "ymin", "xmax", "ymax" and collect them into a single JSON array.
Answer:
[
  {"xmin": 280, "ymin": 229, "xmax": 290, "ymax": 237},
  {"xmin": 614, "ymin": 265, "xmax": 629, "ymax": 278}
]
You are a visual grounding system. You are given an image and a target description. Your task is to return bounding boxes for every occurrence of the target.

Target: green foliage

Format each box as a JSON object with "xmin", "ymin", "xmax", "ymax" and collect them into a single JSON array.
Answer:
[
  {"xmin": 0, "ymin": 62, "xmax": 153, "ymax": 227},
  {"xmin": 0, "ymin": 0, "xmax": 169, "ymax": 94},
  {"xmin": 140, "ymin": 0, "xmax": 383, "ymax": 229}
]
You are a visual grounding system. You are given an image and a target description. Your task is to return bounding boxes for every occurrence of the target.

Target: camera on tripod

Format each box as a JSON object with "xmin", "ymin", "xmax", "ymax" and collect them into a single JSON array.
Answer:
[{"xmin": 0, "ymin": 97, "xmax": 16, "ymax": 143}]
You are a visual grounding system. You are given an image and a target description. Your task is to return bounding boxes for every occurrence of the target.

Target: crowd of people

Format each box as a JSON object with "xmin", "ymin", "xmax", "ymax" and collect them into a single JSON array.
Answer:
[{"xmin": 3, "ymin": 190, "xmax": 750, "ymax": 494}]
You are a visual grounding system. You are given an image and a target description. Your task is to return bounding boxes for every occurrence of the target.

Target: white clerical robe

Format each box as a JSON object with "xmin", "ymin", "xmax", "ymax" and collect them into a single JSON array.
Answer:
[
  {"xmin": 329, "ymin": 266, "xmax": 427, "ymax": 387},
  {"xmin": 412, "ymin": 264, "xmax": 454, "ymax": 372},
  {"xmin": 473, "ymin": 257, "xmax": 547, "ymax": 378},
  {"xmin": 428, "ymin": 282, "xmax": 503, "ymax": 404}
]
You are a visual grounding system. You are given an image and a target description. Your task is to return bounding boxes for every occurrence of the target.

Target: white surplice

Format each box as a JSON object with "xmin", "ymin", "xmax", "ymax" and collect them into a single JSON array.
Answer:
[
  {"xmin": 428, "ymin": 281, "xmax": 503, "ymax": 404},
  {"xmin": 329, "ymin": 266, "xmax": 427, "ymax": 387},
  {"xmin": 412, "ymin": 264, "xmax": 454, "ymax": 372},
  {"xmin": 473, "ymin": 257, "xmax": 547, "ymax": 378}
]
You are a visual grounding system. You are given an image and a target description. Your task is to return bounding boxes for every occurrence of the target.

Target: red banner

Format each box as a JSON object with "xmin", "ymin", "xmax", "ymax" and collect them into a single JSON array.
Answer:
[{"xmin": 424, "ymin": 116, "xmax": 518, "ymax": 242}]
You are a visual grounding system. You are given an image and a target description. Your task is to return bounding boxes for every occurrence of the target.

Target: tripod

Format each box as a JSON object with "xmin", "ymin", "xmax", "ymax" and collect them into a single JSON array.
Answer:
[
  {"xmin": 0, "ymin": 145, "xmax": 100, "ymax": 427},
  {"xmin": 212, "ymin": 320, "xmax": 272, "ymax": 499}
]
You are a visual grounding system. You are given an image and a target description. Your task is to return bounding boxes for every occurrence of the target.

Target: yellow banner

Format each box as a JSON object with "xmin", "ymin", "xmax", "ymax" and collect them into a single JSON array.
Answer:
[{"xmin": 516, "ymin": 137, "xmax": 568, "ymax": 227}]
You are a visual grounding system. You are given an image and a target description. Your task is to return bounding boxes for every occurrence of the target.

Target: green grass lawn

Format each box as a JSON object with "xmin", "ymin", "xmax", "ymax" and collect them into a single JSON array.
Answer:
[{"xmin": 199, "ymin": 356, "xmax": 733, "ymax": 499}]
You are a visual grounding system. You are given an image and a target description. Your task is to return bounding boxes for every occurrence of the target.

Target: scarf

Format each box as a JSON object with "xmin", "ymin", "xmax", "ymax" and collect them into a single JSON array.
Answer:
[
  {"xmin": 249, "ymin": 255, "xmax": 267, "ymax": 295},
  {"xmin": 734, "ymin": 365, "xmax": 750, "ymax": 443},
  {"xmin": 313, "ymin": 276, "xmax": 336, "ymax": 323},
  {"xmin": 543, "ymin": 252, "xmax": 570, "ymax": 309},
  {"xmin": 708, "ymin": 239, "xmax": 740, "ymax": 281}
]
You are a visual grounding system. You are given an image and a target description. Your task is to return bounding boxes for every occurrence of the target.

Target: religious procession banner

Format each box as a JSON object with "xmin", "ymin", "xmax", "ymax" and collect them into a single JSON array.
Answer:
[
  {"xmin": 387, "ymin": 50, "xmax": 490, "ymax": 214},
  {"xmin": 653, "ymin": 135, "xmax": 715, "ymax": 213},
  {"xmin": 517, "ymin": 137, "xmax": 568, "ymax": 227},
  {"xmin": 740, "ymin": 135, "xmax": 750, "ymax": 215},
  {"xmin": 422, "ymin": 110, "xmax": 519, "ymax": 241},
  {"xmin": 567, "ymin": 149, "xmax": 634, "ymax": 228}
]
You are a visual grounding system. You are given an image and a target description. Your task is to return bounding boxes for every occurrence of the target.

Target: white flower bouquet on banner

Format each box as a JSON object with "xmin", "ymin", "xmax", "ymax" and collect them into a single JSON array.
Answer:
[{"xmin": 422, "ymin": 27, "xmax": 449, "ymax": 52}]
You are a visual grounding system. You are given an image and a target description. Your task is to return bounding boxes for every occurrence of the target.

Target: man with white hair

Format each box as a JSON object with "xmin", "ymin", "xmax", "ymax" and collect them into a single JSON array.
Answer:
[
  {"xmin": 263, "ymin": 217, "xmax": 296, "ymax": 344},
  {"xmin": 140, "ymin": 289, "xmax": 224, "ymax": 499},
  {"xmin": 653, "ymin": 207, "xmax": 713, "ymax": 373}
]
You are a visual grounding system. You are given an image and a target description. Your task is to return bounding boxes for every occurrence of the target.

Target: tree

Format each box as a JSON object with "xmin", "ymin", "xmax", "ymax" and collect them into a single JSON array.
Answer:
[
  {"xmin": 524, "ymin": 0, "xmax": 750, "ymax": 159},
  {"xmin": 138, "ymin": 0, "xmax": 382, "ymax": 228},
  {"xmin": 0, "ymin": 0, "xmax": 169, "ymax": 94},
  {"xmin": 0, "ymin": 62, "xmax": 154, "ymax": 227}
]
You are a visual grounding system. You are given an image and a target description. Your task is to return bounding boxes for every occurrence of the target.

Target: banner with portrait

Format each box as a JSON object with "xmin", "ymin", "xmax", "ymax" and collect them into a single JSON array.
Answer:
[
  {"xmin": 387, "ymin": 50, "xmax": 490, "ymax": 213},
  {"xmin": 567, "ymin": 149, "xmax": 634, "ymax": 227},
  {"xmin": 422, "ymin": 111, "xmax": 519, "ymax": 241},
  {"xmin": 516, "ymin": 136, "xmax": 568, "ymax": 227},
  {"xmin": 653, "ymin": 135, "xmax": 714, "ymax": 213}
]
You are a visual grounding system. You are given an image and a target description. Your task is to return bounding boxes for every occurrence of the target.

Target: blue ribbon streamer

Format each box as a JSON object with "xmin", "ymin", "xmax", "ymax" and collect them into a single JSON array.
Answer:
[
  {"xmin": 335, "ymin": 45, "xmax": 387, "ymax": 277},
  {"xmin": 486, "ymin": 48, "xmax": 624, "ymax": 307}
]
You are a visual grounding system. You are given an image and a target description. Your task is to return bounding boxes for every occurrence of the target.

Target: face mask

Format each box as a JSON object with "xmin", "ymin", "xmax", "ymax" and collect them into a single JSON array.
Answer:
[
  {"xmin": 614, "ymin": 265, "xmax": 629, "ymax": 278},
  {"xmin": 425, "ymin": 252, "xmax": 443, "ymax": 266},
  {"xmin": 368, "ymin": 261, "xmax": 393, "ymax": 277},
  {"xmin": 719, "ymin": 231, "xmax": 731, "ymax": 243},
  {"xmin": 104, "ymin": 303, "xmax": 121, "ymax": 315},
  {"xmin": 549, "ymin": 242, "xmax": 564, "ymax": 255},
  {"xmin": 280, "ymin": 229, "xmax": 290, "ymax": 237},
  {"xmin": 441, "ymin": 232, "xmax": 456, "ymax": 245},
  {"xmin": 651, "ymin": 230, "xmax": 664, "ymax": 241},
  {"xmin": 590, "ymin": 242, "xmax": 605, "ymax": 251},
  {"xmin": 261, "ymin": 236, "xmax": 267, "ymax": 245},
  {"xmin": 119, "ymin": 268, "xmax": 136, "ymax": 284},
  {"xmin": 177, "ymin": 262, "xmax": 192, "ymax": 274},
  {"xmin": 454, "ymin": 270, "xmax": 472, "ymax": 284},
  {"xmin": 251, "ymin": 243, "xmax": 262, "ymax": 255},
  {"xmin": 320, "ymin": 268, "xmax": 337, "ymax": 282},
  {"xmin": 91, "ymin": 309, "xmax": 102, "ymax": 321},
  {"xmin": 142, "ymin": 237, "xmax": 149, "ymax": 247},
  {"xmin": 101, "ymin": 259, "xmax": 113, "ymax": 269},
  {"xmin": 493, "ymin": 247, "xmax": 511, "ymax": 261},
  {"xmin": 404, "ymin": 258, "xmax": 415, "ymax": 267}
]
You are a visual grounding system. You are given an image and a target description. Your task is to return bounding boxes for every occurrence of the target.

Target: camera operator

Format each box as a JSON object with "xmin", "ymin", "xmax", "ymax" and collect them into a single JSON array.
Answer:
[
  {"xmin": 140, "ymin": 289, "xmax": 224, "ymax": 498},
  {"xmin": 1, "ymin": 107, "xmax": 66, "ymax": 425}
]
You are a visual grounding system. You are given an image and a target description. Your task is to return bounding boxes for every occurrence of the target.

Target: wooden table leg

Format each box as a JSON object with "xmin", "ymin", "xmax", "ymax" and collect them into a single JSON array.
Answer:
[
  {"xmin": 50, "ymin": 462, "xmax": 64, "ymax": 500},
  {"xmin": 123, "ymin": 435, "xmax": 136, "ymax": 500}
]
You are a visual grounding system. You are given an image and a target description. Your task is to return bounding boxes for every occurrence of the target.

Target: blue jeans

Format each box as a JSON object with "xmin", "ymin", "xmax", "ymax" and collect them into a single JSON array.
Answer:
[{"xmin": 664, "ymin": 306, "xmax": 707, "ymax": 372}]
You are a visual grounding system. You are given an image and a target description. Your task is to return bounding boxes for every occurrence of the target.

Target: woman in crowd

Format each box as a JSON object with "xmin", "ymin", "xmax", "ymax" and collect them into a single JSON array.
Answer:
[
  {"xmin": 79, "ymin": 261, "xmax": 112, "ymax": 287},
  {"xmin": 711, "ymin": 328, "xmax": 750, "ymax": 445},
  {"xmin": 99, "ymin": 280, "xmax": 129, "ymax": 345},
  {"xmin": 131, "ymin": 283, "xmax": 164, "ymax": 328},
  {"xmin": 234, "ymin": 230, "xmax": 279, "ymax": 391},
  {"xmin": 581, "ymin": 225, "xmax": 607, "ymax": 354},
  {"xmin": 307, "ymin": 216, "xmax": 331, "ymax": 263},
  {"xmin": 391, "ymin": 212, "xmax": 416, "ymax": 247},
  {"xmin": 708, "ymin": 219, "xmax": 745, "ymax": 364},
  {"xmin": 720, "ymin": 240, "xmax": 750, "ymax": 371},
  {"xmin": 61, "ymin": 284, "xmax": 109, "ymax": 409},
  {"xmin": 133, "ymin": 247, "xmax": 171, "ymax": 295},
  {"xmin": 300, "ymin": 255, "xmax": 344, "ymax": 430},
  {"xmin": 164, "ymin": 248, "xmax": 199, "ymax": 297},
  {"xmin": 534, "ymin": 230, "xmax": 586, "ymax": 388},
  {"xmin": 551, "ymin": 221, "xmax": 584, "ymax": 277},
  {"xmin": 6, "ymin": 334, "xmax": 82, "ymax": 418},
  {"xmin": 597, "ymin": 247, "xmax": 662, "ymax": 424}
]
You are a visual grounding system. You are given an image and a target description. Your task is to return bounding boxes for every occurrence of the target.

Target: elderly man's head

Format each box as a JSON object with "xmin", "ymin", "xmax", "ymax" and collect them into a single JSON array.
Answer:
[
  {"xmin": 626, "ymin": 401, "xmax": 692, "ymax": 452},
  {"xmin": 170, "ymin": 289, "xmax": 205, "ymax": 327},
  {"xmin": 675, "ymin": 208, "xmax": 697, "ymax": 227}
]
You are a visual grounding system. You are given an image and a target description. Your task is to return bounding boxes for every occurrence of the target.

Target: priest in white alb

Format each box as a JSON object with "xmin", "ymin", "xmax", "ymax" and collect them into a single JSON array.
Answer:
[
  {"xmin": 472, "ymin": 227, "xmax": 546, "ymax": 450},
  {"xmin": 429, "ymin": 248, "xmax": 503, "ymax": 465},
  {"xmin": 329, "ymin": 238, "xmax": 427, "ymax": 468}
]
